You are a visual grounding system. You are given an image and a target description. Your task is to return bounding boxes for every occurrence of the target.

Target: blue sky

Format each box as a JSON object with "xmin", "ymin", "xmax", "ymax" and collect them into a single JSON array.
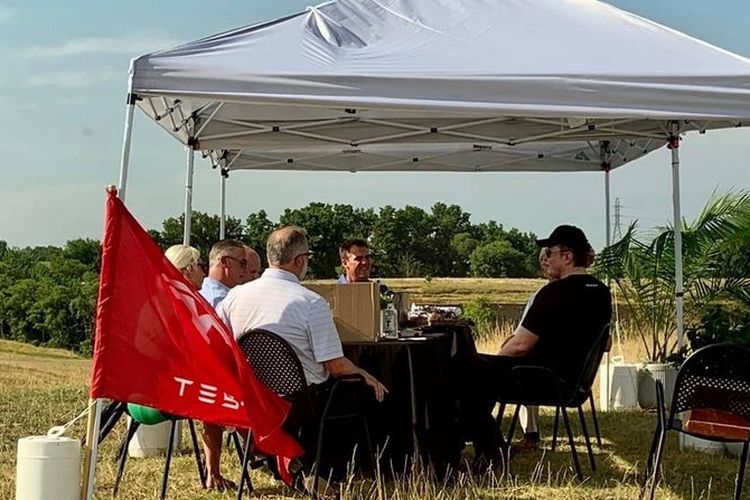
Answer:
[{"xmin": 1, "ymin": 0, "xmax": 749, "ymax": 250}]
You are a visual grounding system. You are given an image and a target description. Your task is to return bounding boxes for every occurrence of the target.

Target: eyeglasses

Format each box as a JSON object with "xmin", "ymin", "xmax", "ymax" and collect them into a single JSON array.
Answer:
[
  {"xmin": 295, "ymin": 251, "xmax": 314, "ymax": 260},
  {"xmin": 223, "ymin": 255, "xmax": 248, "ymax": 269}
]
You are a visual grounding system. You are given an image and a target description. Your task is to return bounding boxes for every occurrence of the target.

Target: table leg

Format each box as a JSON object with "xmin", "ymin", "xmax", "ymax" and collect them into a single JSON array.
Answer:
[{"xmin": 406, "ymin": 346, "xmax": 420, "ymax": 461}]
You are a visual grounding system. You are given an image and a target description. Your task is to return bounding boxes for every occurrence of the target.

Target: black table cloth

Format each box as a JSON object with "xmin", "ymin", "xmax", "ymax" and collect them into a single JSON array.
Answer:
[{"xmin": 342, "ymin": 323, "xmax": 475, "ymax": 473}]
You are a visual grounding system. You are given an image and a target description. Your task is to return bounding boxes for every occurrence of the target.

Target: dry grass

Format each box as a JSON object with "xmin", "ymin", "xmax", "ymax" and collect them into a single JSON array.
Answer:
[{"xmin": 0, "ymin": 280, "xmax": 741, "ymax": 499}]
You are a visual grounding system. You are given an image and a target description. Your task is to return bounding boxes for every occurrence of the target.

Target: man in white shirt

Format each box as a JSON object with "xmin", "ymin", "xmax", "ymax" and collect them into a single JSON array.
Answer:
[
  {"xmin": 218, "ymin": 226, "xmax": 387, "ymax": 480},
  {"xmin": 200, "ymin": 239, "xmax": 251, "ymax": 307}
]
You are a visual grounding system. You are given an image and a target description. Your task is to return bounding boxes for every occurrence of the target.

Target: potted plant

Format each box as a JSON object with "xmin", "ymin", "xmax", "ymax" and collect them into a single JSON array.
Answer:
[{"xmin": 596, "ymin": 191, "xmax": 750, "ymax": 409}]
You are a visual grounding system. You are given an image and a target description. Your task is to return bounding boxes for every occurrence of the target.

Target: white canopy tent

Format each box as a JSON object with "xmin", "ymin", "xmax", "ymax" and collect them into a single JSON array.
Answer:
[
  {"xmin": 84, "ymin": 2, "xmax": 750, "ymax": 497},
  {"xmin": 119, "ymin": 0, "xmax": 750, "ymax": 347}
]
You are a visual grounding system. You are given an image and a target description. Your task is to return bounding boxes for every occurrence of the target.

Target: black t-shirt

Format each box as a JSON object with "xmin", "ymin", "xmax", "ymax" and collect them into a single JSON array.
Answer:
[{"xmin": 520, "ymin": 274, "xmax": 612, "ymax": 383}]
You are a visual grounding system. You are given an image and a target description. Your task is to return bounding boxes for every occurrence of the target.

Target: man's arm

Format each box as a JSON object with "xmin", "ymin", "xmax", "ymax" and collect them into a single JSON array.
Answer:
[
  {"xmin": 498, "ymin": 326, "xmax": 539, "ymax": 357},
  {"xmin": 324, "ymin": 357, "xmax": 388, "ymax": 402}
]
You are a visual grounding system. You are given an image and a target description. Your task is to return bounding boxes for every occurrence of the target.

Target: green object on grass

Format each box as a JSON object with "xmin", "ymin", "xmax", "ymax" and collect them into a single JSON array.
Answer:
[{"xmin": 127, "ymin": 403, "xmax": 168, "ymax": 425}]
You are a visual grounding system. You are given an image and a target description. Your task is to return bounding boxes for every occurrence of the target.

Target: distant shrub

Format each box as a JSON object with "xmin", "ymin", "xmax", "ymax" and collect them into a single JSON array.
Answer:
[{"xmin": 462, "ymin": 297, "xmax": 498, "ymax": 339}]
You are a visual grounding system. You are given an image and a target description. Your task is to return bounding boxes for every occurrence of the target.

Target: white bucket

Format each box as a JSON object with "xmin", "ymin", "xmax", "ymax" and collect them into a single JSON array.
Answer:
[
  {"xmin": 599, "ymin": 357, "xmax": 639, "ymax": 411},
  {"xmin": 679, "ymin": 433, "xmax": 725, "ymax": 455},
  {"xmin": 127, "ymin": 418, "xmax": 182, "ymax": 458},
  {"xmin": 16, "ymin": 435, "xmax": 81, "ymax": 500}
]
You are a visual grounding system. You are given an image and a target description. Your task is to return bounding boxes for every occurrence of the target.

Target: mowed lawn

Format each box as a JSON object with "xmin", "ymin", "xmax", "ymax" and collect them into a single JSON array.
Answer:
[{"xmin": 0, "ymin": 278, "xmax": 743, "ymax": 499}]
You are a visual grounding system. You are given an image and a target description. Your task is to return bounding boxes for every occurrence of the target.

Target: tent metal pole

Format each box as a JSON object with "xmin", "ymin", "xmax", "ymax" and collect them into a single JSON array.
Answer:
[
  {"xmin": 605, "ymin": 169, "xmax": 611, "ymax": 248},
  {"xmin": 219, "ymin": 170, "xmax": 226, "ymax": 239},
  {"xmin": 117, "ymin": 63, "xmax": 136, "ymax": 202},
  {"xmin": 601, "ymin": 144, "xmax": 612, "ymax": 411},
  {"xmin": 183, "ymin": 148, "xmax": 195, "ymax": 245},
  {"xmin": 669, "ymin": 124, "xmax": 685, "ymax": 350}
]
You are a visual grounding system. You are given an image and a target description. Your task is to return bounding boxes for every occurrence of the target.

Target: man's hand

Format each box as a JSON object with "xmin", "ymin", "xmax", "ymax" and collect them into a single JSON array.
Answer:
[
  {"xmin": 359, "ymin": 369, "xmax": 388, "ymax": 402},
  {"xmin": 324, "ymin": 356, "xmax": 388, "ymax": 401}
]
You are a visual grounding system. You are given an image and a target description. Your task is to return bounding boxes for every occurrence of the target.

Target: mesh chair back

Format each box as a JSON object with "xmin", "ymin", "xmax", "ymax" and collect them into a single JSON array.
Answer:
[
  {"xmin": 579, "ymin": 323, "xmax": 612, "ymax": 390},
  {"xmin": 564, "ymin": 323, "xmax": 611, "ymax": 404},
  {"xmin": 237, "ymin": 329, "xmax": 307, "ymax": 398},
  {"xmin": 670, "ymin": 343, "xmax": 750, "ymax": 422}
]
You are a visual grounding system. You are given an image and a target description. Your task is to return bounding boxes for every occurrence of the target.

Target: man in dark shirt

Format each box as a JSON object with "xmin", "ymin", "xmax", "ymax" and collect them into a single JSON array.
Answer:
[{"xmin": 455, "ymin": 225, "xmax": 612, "ymax": 468}]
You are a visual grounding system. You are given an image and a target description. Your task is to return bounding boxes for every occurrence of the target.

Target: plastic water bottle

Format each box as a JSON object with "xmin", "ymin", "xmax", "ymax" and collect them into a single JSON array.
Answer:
[{"xmin": 381, "ymin": 302, "xmax": 398, "ymax": 339}]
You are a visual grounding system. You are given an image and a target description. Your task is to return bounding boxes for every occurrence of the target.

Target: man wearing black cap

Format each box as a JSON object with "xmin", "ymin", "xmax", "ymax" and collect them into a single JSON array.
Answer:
[{"xmin": 454, "ymin": 224, "xmax": 611, "ymax": 469}]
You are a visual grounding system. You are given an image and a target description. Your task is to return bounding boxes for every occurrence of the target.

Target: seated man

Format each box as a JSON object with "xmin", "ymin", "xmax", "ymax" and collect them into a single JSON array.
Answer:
[
  {"xmin": 200, "ymin": 239, "xmax": 253, "ymax": 307},
  {"xmin": 218, "ymin": 226, "xmax": 387, "ymax": 479},
  {"xmin": 337, "ymin": 238, "xmax": 392, "ymax": 297},
  {"xmin": 454, "ymin": 225, "xmax": 612, "ymax": 467}
]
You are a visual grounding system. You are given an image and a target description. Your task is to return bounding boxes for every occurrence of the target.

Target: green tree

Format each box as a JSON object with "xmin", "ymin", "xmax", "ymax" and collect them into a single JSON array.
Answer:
[
  {"xmin": 155, "ymin": 211, "xmax": 245, "ymax": 259},
  {"xmin": 245, "ymin": 209, "xmax": 276, "ymax": 264},
  {"xmin": 470, "ymin": 240, "xmax": 527, "ymax": 278}
]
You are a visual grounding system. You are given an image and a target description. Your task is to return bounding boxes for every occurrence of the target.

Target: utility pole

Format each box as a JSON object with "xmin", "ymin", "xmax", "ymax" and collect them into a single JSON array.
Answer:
[{"xmin": 612, "ymin": 197, "xmax": 623, "ymax": 241}]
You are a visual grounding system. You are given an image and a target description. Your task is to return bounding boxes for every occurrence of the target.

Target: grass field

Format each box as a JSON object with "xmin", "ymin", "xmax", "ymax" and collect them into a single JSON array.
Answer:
[{"xmin": 0, "ymin": 279, "xmax": 739, "ymax": 499}]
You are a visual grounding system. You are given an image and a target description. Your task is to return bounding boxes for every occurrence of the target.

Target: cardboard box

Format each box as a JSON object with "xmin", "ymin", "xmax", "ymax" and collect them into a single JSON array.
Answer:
[{"xmin": 304, "ymin": 283, "xmax": 380, "ymax": 342}]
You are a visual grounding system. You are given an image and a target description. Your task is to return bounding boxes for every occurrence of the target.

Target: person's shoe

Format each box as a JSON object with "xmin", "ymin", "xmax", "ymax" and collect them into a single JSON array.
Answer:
[{"xmin": 511, "ymin": 432, "xmax": 540, "ymax": 453}]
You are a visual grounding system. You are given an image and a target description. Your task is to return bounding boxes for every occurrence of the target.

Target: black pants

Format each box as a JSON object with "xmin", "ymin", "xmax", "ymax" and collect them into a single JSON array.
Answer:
[
  {"xmin": 284, "ymin": 379, "xmax": 374, "ymax": 480},
  {"xmin": 452, "ymin": 353, "xmax": 531, "ymax": 458}
]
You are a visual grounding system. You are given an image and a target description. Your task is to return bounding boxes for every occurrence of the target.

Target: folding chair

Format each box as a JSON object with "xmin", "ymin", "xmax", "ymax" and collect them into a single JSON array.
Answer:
[
  {"xmin": 236, "ymin": 328, "xmax": 374, "ymax": 499},
  {"xmin": 112, "ymin": 404, "xmax": 205, "ymax": 500},
  {"xmin": 497, "ymin": 323, "xmax": 611, "ymax": 479},
  {"xmin": 645, "ymin": 343, "xmax": 750, "ymax": 500}
]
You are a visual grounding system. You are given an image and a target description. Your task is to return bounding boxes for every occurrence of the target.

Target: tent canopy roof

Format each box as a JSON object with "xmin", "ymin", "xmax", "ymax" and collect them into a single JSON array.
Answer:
[{"xmin": 130, "ymin": 0, "xmax": 750, "ymax": 173}]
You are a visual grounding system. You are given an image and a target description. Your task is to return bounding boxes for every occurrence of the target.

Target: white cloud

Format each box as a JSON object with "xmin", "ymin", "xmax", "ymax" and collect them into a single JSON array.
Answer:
[
  {"xmin": 0, "ymin": 4, "xmax": 13, "ymax": 23},
  {"xmin": 27, "ymin": 68, "xmax": 115, "ymax": 88},
  {"xmin": 20, "ymin": 33, "xmax": 183, "ymax": 59}
]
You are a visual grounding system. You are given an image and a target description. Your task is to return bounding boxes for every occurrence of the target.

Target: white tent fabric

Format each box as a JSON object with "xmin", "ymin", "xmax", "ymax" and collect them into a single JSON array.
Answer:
[{"xmin": 130, "ymin": 0, "xmax": 750, "ymax": 173}]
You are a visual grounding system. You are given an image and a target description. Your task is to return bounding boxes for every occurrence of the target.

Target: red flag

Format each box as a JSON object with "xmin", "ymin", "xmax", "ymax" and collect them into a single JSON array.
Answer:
[{"xmin": 90, "ymin": 189, "xmax": 301, "ymax": 464}]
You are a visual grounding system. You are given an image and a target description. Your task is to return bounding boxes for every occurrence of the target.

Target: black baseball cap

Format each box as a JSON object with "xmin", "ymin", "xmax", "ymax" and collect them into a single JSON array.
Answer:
[{"xmin": 536, "ymin": 224, "xmax": 591, "ymax": 251}]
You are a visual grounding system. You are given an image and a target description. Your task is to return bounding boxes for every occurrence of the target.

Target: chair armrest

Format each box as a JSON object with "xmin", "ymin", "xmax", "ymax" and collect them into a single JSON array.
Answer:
[{"xmin": 334, "ymin": 373, "xmax": 366, "ymax": 383}]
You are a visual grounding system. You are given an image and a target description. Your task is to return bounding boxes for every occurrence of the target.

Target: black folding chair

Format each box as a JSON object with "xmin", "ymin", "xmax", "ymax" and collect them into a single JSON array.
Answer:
[
  {"xmin": 497, "ymin": 323, "xmax": 611, "ymax": 479},
  {"xmin": 644, "ymin": 343, "xmax": 750, "ymax": 500},
  {"xmin": 236, "ymin": 328, "xmax": 374, "ymax": 499},
  {"xmin": 112, "ymin": 407, "xmax": 205, "ymax": 500}
]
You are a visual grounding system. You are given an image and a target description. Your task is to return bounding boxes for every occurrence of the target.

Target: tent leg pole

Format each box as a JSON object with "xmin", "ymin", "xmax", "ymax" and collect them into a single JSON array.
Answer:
[
  {"xmin": 80, "ymin": 399, "xmax": 103, "ymax": 500},
  {"xmin": 219, "ymin": 172, "xmax": 226, "ymax": 240},
  {"xmin": 183, "ymin": 148, "xmax": 195, "ymax": 246},
  {"xmin": 117, "ymin": 85, "xmax": 136, "ymax": 202},
  {"xmin": 602, "ymin": 146, "xmax": 612, "ymax": 411},
  {"xmin": 669, "ymin": 124, "xmax": 685, "ymax": 350}
]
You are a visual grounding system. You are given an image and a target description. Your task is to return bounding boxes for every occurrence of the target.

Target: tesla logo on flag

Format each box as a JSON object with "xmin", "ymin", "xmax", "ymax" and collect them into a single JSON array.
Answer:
[
  {"xmin": 165, "ymin": 276, "xmax": 227, "ymax": 342},
  {"xmin": 174, "ymin": 376, "xmax": 244, "ymax": 410}
]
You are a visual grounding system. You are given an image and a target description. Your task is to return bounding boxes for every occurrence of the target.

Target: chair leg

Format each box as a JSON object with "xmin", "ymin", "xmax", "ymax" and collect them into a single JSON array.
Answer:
[
  {"xmin": 236, "ymin": 431, "xmax": 255, "ymax": 500},
  {"xmin": 160, "ymin": 420, "xmax": 178, "ymax": 500},
  {"xmin": 361, "ymin": 415, "xmax": 375, "ymax": 471},
  {"xmin": 502, "ymin": 405, "xmax": 520, "ymax": 474},
  {"xmin": 186, "ymin": 420, "xmax": 206, "ymax": 489},
  {"xmin": 560, "ymin": 407, "xmax": 583, "ymax": 480},
  {"xmin": 232, "ymin": 430, "xmax": 254, "ymax": 495},
  {"xmin": 734, "ymin": 441, "xmax": 749, "ymax": 500},
  {"xmin": 99, "ymin": 402, "xmax": 127, "ymax": 443},
  {"xmin": 113, "ymin": 419, "xmax": 140, "ymax": 496},
  {"xmin": 551, "ymin": 406, "xmax": 560, "ymax": 451},
  {"xmin": 577, "ymin": 406, "xmax": 596, "ymax": 472},
  {"xmin": 643, "ymin": 418, "xmax": 662, "ymax": 485},
  {"xmin": 647, "ymin": 428, "xmax": 667, "ymax": 500},
  {"xmin": 313, "ymin": 418, "xmax": 327, "ymax": 498},
  {"xmin": 588, "ymin": 394, "xmax": 602, "ymax": 447}
]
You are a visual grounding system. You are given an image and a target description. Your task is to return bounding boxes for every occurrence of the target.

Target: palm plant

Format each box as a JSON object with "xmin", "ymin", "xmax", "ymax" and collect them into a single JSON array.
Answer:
[{"xmin": 595, "ymin": 191, "xmax": 750, "ymax": 362}]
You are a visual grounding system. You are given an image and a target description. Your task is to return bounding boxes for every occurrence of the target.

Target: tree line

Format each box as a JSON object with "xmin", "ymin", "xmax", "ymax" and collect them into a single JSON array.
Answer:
[{"xmin": 0, "ymin": 203, "xmax": 541, "ymax": 352}]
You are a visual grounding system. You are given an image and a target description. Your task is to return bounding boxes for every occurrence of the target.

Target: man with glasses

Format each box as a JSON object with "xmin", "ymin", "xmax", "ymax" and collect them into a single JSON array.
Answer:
[
  {"xmin": 454, "ymin": 224, "xmax": 611, "ymax": 470},
  {"xmin": 218, "ymin": 226, "xmax": 387, "ymax": 486},
  {"xmin": 200, "ymin": 239, "xmax": 250, "ymax": 307}
]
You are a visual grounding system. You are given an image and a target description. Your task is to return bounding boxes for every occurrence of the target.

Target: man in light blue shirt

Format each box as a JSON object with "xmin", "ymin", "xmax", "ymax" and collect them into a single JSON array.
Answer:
[
  {"xmin": 200, "ymin": 240, "xmax": 260, "ymax": 307},
  {"xmin": 196, "ymin": 238, "xmax": 260, "ymax": 489}
]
